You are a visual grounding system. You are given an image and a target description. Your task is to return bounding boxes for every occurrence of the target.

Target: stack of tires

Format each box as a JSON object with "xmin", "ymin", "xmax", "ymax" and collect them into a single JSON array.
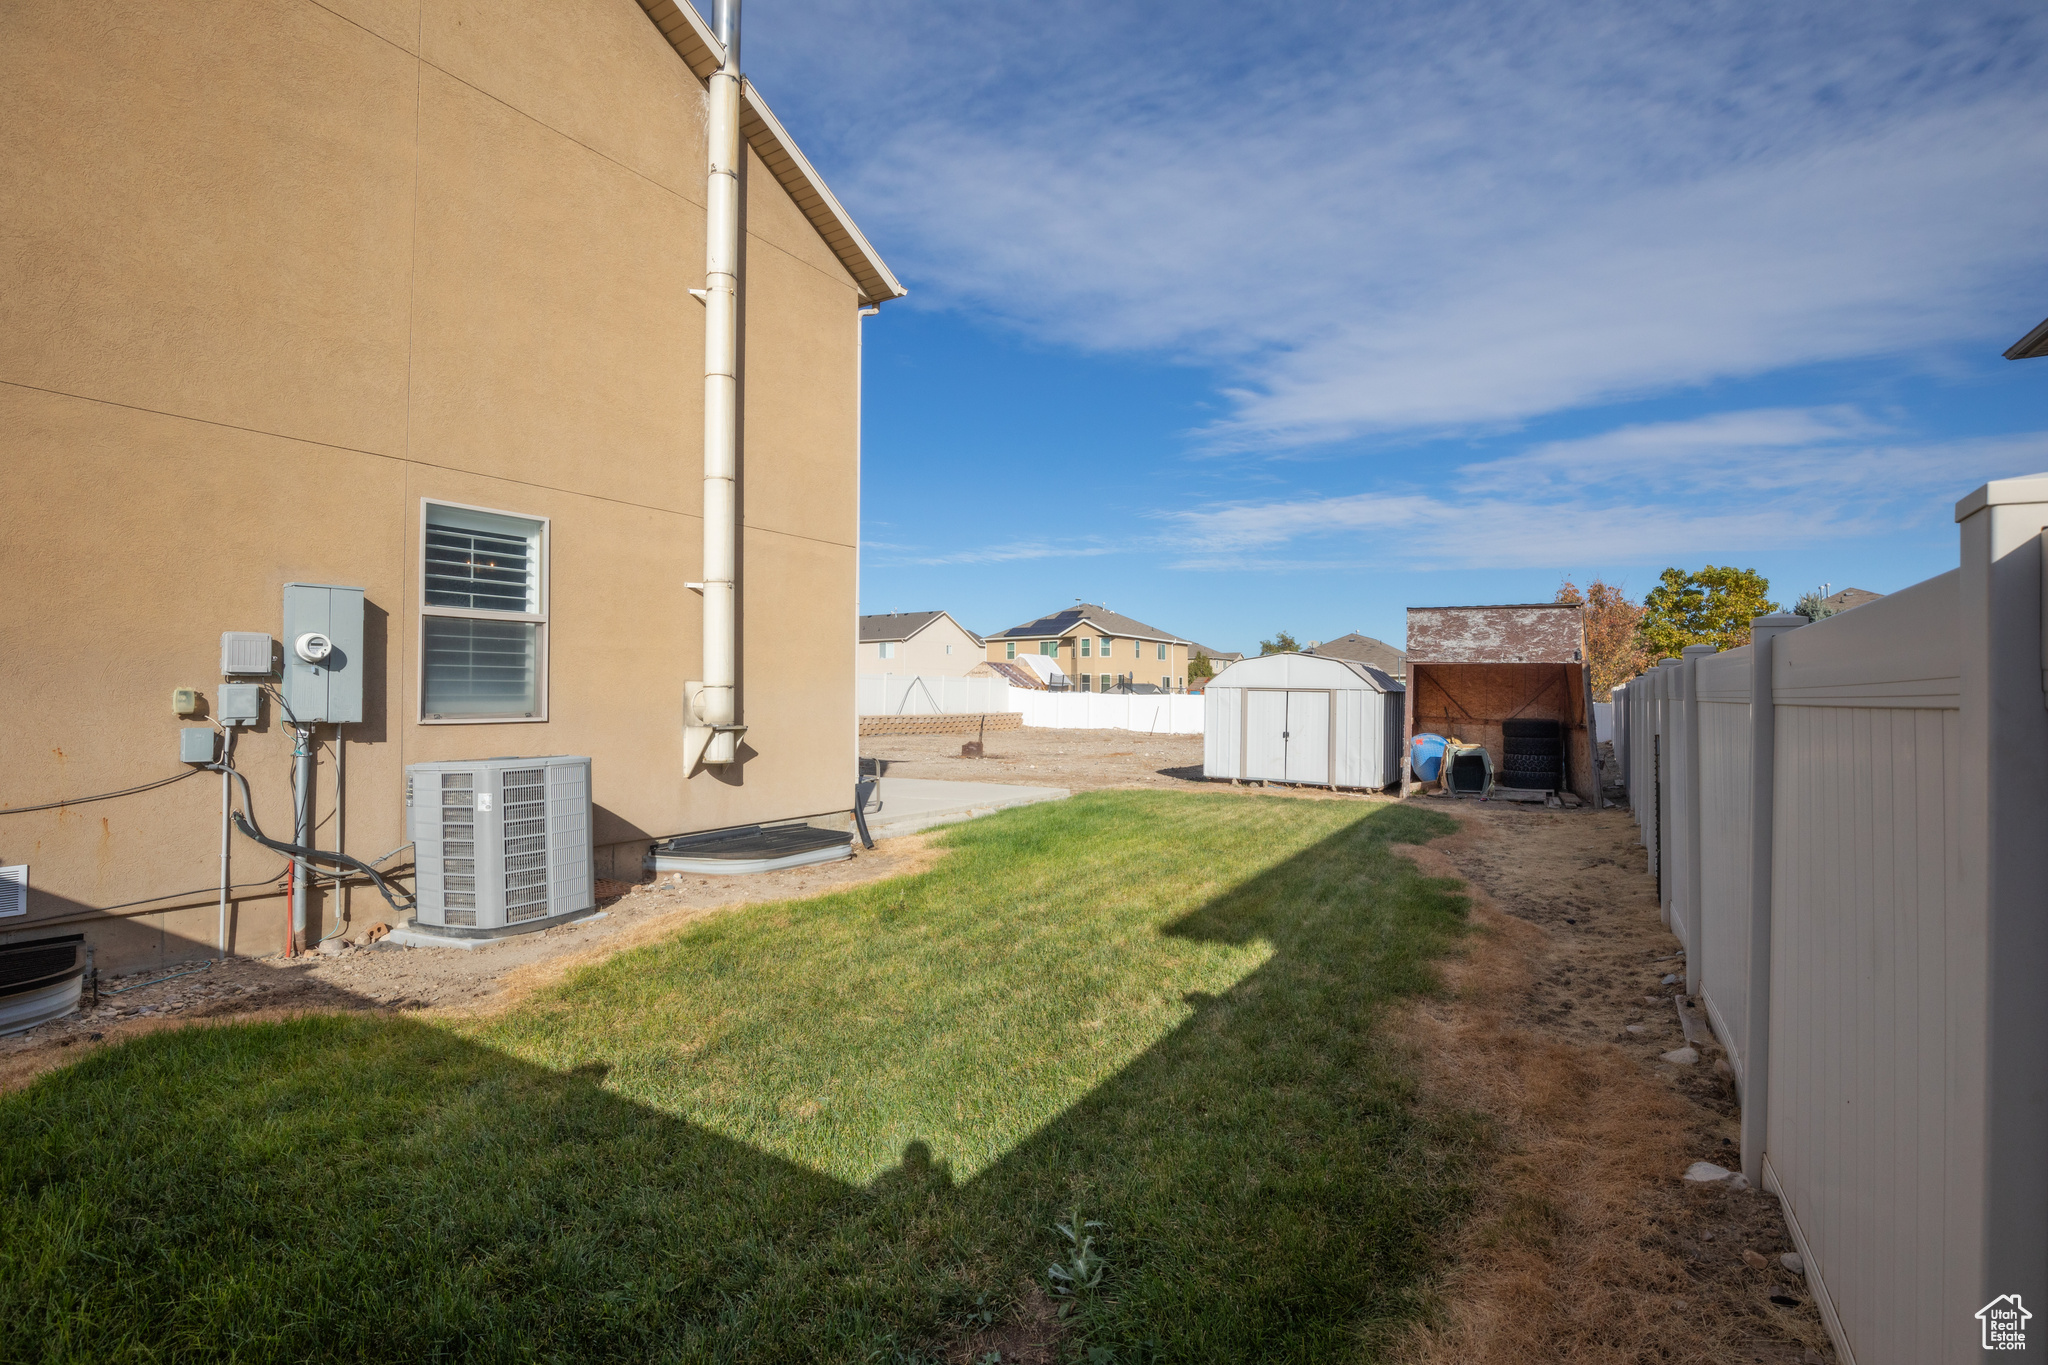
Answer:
[{"xmin": 1498, "ymin": 718, "xmax": 1564, "ymax": 793}]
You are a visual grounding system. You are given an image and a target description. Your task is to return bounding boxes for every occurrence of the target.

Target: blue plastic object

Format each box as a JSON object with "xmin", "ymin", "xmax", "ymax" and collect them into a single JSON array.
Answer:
[{"xmin": 1410, "ymin": 732, "xmax": 1447, "ymax": 781}]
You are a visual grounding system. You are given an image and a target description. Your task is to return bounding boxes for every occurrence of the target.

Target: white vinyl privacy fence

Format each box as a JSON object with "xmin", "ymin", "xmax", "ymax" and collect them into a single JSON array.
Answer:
[
  {"xmin": 857, "ymin": 674, "xmax": 1013, "ymax": 717},
  {"xmin": 1008, "ymin": 690, "xmax": 1204, "ymax": 734},
  {"xmin": 858, "ymin": 674, "xmax": 1205, "ymax": 734},
  {"xmin": 1613, "ymin": 474, "xmax": 2048, "ymax": 1365}
]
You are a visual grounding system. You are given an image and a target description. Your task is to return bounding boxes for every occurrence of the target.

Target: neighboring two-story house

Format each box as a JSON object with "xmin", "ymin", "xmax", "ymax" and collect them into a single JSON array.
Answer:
[
  {"xmin": 986, "ymin": 605, "xmax": 1193, "ymax": 693},
  {"xmin": 857, "ymin": 612, "xmax": 984, "ymax": 676},
  {"xmin": 1, "ymin": 0, "xmax": 902, "ymax": 970},
  {"xmin": 1308, "ymin": 633, "xmax": 1408, "ymax": 679}
]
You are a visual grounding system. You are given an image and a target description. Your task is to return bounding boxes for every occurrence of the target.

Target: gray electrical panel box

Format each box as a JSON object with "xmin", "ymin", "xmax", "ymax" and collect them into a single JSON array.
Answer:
[
  {"xmin": 407, "ymin": 756, "xmax": 594, "ymax": 936},
  {"xmin": 220, "ymin": 632, "xmax": 274, "ymax": 676},
  {"xmin": 281, "ymin": 583, "xmax": 364, "ymax": 725},
  {"xmin": 216, "ymin": 683, "xmax": 261, "ymax": 727},
  {"xmin": 179, "ymin": 727, "xmax": 218, "ymax": 764}
]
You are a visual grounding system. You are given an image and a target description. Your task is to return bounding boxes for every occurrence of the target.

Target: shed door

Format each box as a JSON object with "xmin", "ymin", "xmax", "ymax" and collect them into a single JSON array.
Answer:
[
  {"xmin": 1244, "ymin": 690, "xmax": 1289, "ymax": 780},
  {"xmin": 1285, "ymin": 692, "xmax": 1331, "ymax": 785}
]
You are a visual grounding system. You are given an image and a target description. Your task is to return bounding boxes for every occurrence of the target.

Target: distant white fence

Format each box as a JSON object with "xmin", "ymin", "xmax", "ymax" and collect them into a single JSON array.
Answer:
[
  {"xmin": 1613, "ymin": 473, "xmax": 2048, "ymax": 1365},
  {"xmin": 1011, "ymin": 690, "xmax": 1204, "ymax": 735},
  {"xmin": 858, "ymin": 674, "xmax": 1205, "ymax": 734}
]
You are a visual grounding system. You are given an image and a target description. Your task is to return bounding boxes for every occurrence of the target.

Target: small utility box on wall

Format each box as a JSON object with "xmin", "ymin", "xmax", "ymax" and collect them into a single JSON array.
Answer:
[{"xmin": 281, "ymin": 583, "xmax": 365, "ymax": 725}]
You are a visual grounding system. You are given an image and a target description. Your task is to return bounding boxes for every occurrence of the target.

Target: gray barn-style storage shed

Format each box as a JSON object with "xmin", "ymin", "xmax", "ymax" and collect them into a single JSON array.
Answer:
[{"xmin": 1202, "ymin": 653, "xmax": 1405, "ymax": 789}]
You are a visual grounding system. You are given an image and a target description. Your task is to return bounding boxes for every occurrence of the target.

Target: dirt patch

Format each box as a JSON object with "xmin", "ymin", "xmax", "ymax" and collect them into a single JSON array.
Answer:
[
  {"xmin": 947, "ymin": 1283, "xmax": 1065, "ymax": 1365},
  {"xmin": 862, "ymin": 724, "xmax": 1393, "ymax": 804},
  {"xmin": 0, "ymin": 833, "xmax": 942, "ymax": 1093},
  {"xmin": 1390, "ymin": 803, "xmax": 1833, "ymax": 1365}
]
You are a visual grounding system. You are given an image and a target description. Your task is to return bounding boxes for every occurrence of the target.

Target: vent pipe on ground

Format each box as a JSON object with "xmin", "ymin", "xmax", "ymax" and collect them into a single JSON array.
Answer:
[{"xmin": 686, "ymin": 0, "xmax": 745, "ymax": 771}]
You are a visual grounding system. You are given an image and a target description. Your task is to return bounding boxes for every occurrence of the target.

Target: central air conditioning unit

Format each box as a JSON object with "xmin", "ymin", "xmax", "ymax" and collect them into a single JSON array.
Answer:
[{"xmin": 406, "ymin": 756, "xmax": 593, "ymax": 937}]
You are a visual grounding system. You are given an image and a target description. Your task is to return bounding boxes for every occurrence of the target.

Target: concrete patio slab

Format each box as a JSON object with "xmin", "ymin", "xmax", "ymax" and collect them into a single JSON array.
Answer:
[{"xmin": 864, "ymin": 776, "xmax": 1070, "ymax": 839}]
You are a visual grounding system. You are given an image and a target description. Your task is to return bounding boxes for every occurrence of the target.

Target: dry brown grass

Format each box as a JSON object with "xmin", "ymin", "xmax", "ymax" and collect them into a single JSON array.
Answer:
[{"xmin": 1390, "ymin": 807, "xmax": 1834, "ymax": 1365}]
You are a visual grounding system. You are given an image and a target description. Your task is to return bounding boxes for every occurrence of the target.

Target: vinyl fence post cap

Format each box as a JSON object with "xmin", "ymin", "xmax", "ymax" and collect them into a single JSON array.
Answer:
[{"xmin": 1955, "ymin": 472, "xmax": 2048, "ymax": 522}]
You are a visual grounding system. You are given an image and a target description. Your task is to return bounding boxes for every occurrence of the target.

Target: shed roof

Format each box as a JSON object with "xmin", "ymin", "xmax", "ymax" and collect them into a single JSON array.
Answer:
[
  {"xmin": 993, "ymin": 603, "xmax": 1187, "ymax": 645},
  {"xmin": 1208, "ymin": 652, "xmax": 1402, "ymax": 692},
  {"xmin": 634, "ymin": 1, "xmax": 905, "ymax": 307},
  {"xmin": 1406, "ymin": 603, "xmax": 1584, "ymax": 665},
  {"xmin": 858, "ymin": 610, "xmax": 979, "ymax": 644},
  {"xmin": 1309, "ymin": 633, "xmax": 1407, "ymax": 675}
]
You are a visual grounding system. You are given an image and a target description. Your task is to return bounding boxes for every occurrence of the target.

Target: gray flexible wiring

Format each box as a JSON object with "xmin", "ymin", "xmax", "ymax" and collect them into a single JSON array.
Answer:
[{"xmin": 1, "ymin": 767, "xmax": 204, "ymax": 815}]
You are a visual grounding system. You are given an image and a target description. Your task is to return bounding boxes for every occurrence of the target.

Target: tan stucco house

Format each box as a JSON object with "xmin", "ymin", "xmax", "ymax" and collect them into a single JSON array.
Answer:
[
  {"xmin": 987, "ymin": 605, "xmax": 1193, "ymax": 693},
  {"xmin": 0, "ymin": 0, "xmax": 902, "ymax": 971},
  {"xmin": 857, "ymin": 612, "xmax": 985, "ymax": 677}
]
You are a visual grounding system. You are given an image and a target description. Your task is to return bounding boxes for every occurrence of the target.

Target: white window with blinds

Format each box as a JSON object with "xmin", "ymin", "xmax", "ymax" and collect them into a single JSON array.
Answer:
[{"xmin": 419, "ymin": 500, "xmax": 548, "ymax": 723}]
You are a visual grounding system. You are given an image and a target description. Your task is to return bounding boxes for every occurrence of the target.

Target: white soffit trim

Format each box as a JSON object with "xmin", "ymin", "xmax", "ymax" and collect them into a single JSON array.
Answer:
[{"xmin": 635, "ymin": 0, "xmax": 907, "ymax": 307}]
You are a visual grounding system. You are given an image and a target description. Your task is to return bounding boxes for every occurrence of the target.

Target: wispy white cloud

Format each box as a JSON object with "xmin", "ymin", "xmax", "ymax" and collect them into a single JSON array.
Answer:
[
  {"xmin": 756, "ymin": 0, "xmax": 2048, "ymax": 446},
  {"xmin": 1162, "ymin": 414, "xmax": 2048, "ymax": 568}
]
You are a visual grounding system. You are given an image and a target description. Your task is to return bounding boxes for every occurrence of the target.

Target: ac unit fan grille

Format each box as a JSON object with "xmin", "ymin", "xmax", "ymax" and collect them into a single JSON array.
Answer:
[
  {"xmin": 441, "ymin": 772, "xmax": 477, "ymax": 926},
  {"xmin": 502, "ymin": 768, "xmax": 549, "ymax": 922}
]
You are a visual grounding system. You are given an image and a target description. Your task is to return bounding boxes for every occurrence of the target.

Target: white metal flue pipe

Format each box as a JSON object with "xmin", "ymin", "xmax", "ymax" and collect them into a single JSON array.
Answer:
[{"xmin": 695, "ymin": 0, "xmax": 743, "ymax": 767}]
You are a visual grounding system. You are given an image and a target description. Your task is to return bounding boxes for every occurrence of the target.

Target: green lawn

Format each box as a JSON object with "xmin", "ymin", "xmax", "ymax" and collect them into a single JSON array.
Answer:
[{"xmin": 1, "ymin": 792, "xmax": 1475, "ymax": 1364}]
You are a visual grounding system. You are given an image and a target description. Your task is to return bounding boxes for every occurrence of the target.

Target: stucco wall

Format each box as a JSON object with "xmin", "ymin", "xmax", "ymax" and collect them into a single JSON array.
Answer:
[{"xmin": 0, "ymin": 0, "xmax": 866, "ymax": 970}]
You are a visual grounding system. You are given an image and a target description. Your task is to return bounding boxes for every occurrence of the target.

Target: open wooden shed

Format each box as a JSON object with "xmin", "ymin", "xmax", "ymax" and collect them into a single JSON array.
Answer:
[{"xmin": 1402, "ymin": 603, "xmax": 1601, "ymax": 805}]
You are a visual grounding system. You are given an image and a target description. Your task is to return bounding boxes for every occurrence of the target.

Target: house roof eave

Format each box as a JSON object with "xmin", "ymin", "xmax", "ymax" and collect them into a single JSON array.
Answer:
[{"xmin": 635, "ymin": 1, "xmax": 906, "ymax": 307}]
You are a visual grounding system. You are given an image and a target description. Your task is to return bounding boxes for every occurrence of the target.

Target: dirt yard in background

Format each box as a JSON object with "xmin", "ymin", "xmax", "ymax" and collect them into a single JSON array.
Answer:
[
  {"xmin": 861, "ymin": 725, "xmax": 1212, "ymax": 792},
  {"xmin": 1394, "ymin": 803, "xmax": 1834, "ymax": 1365}
]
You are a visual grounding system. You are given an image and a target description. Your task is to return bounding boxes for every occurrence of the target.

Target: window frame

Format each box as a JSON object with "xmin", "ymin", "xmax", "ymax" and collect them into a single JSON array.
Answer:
[
  {"xmin": 879, "ymin": 641, "xmax": 897, "ymax": 659},
  {"xmin": 1099, "ymin": 636, "xmax": 1112, "ymax": 656},
  {"xmin": 1007, "ymin": 641, "xmax": 1016, "ymax": 660},
  {"xmin": 418, "ymin": 497, "xmax": 550, "ymax": 725},
  {"xmin": 1080, "ymin": 637, "xmax": 1091, "ymax": 657}
]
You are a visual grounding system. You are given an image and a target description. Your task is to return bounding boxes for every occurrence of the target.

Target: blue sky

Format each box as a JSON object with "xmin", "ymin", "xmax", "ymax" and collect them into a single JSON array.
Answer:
[{"xmin": 731, "ymin": 0, "xmax": 2048, "ymax": 653}]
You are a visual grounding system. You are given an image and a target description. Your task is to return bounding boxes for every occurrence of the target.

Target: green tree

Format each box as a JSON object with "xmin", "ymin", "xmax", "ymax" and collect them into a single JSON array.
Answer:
[
  {"xmin": 1637, "ymin": 566, "xmax": 1780, "ymax": 658},
  {"xmin": 1258, "ymin": 630, "xmax": 1300, "ymax": 656},
  {"xmin": 1793, "ymin": 587, "xmax": 1837, "ymax": 622},
  {"xmin": 1188, "ymin": 652, "xmax": 1215, "ymax": 679}
]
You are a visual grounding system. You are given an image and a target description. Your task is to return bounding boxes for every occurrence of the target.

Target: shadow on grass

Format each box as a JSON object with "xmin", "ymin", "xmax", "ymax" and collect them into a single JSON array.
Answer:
[{"xmin": 0, "ymin": 798, "xmax": 1475, "ymax": 1364}]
